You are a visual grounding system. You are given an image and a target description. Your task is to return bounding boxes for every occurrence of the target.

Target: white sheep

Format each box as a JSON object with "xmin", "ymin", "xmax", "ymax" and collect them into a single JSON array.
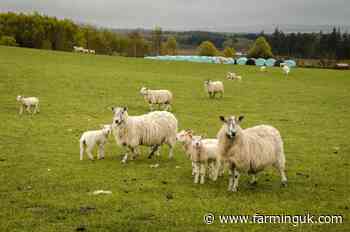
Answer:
[
  {"xmin": 111, "ymin": 107, "xmax": 178, "ymax": 163},
  {"xmin": 89, "ymin": 49, "xmax": 96, "ymax": 54},
  {"xmin": 204, "ymin": 80, "xmax": 224, "ymax": 98},
  {"xmin": 260, "ymin": 66, "xmax": 267, "ymax": 72},
  {"xmin": 217, "ymin": 115, "xmax": 287, "ymax": 192},
  {"xmin": 227, "ymin": 72, "xmax": 242, "ymax": 81},
  {"xmin": 16, "ymin": 95, "xmax": 40, "ymax": 114},
  {"xmin": 79, "ymin": 125, "xmax": 112, "ymax": 161},
  {"xmin": 176, "ymin": 129, "xmax": 219, "ymax": 177},
  {"xmin": 189, "ymin": 135, "xmax": 222, "ymax": 184},
  {"xmin": 282, "ymin": 65, "xmax": 290, "ymax": 75},
  {"xmin": 140, "ymin": 87, "xmax": 173, "ymax": 111},
  {"xmin": 73, "ymin": 46, "xmax": 84, "ymax": 53}
]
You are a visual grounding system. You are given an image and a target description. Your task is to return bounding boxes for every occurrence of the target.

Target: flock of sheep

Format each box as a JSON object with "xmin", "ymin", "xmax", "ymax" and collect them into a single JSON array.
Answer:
[
  {"xmin": 73, "ymin": 46, "xmax": 96, "ymax": 54},
  {"xmin": 16, "ymin": 65, "xmax": 291, "ymax": 192}
]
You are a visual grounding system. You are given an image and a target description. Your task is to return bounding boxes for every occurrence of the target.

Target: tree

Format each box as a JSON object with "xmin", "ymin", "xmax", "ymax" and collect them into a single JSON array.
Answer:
[
  {"xmin": 164, "ymin": 36, "xmax": 177, "ymax": 55},
  {"xmin": 223, "ymin": 47, "xmax": 235, "ymax": 58},
  {"xmin": 0, "ymin": 36, "xmax": 18, "ymax": 46},
  {"xmin": 248, "ymin": 36, "xmax": 273, "ymax": 58},
  {"xmin": 152, "ymin": 26, "xmax": 162, "ymax": 55},
  {"xmin": 198, "ymin": 41, "xmax": 218, "ymax": 56}
]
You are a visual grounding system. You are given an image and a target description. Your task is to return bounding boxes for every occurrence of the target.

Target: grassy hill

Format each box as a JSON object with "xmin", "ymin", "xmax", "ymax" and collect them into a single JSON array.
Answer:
[{"xmin": 0, "ymin": 46, "xmax": 349, "ymax": 231}]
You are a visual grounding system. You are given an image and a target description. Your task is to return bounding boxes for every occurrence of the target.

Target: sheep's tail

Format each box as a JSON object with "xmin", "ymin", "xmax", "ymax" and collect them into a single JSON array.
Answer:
[{"xmin": 79, "ymin": 139, "xmax": 85, "ymax": 161}]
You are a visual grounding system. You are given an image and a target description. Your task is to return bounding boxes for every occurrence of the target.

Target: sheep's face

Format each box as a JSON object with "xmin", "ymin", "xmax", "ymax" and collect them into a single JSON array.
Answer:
[
  {"xmin": 220, "ymin": 115, "xmax": 244, "ymax": 140},
  {"xmin": 140, "ymin": 87, "xmax": 148, "ymax": 95},
  {"xmin": 191, "ymin": 136, "xmax": 203, "ymax": 150},
  {"xmin": 101, "ymin": 124, "xmax": 112, "ymax": 135},
  {"xmin": 176, "ymin": 129, "xmax": 193, "ymax": 143},
  {"xmin": 112, "ymin": 107, "xmax": 128, "ymax": 126},
  {"xmin": 16, "ymin": 95, "xmax": 22, "ymax": 101},
  {"xmin": 204, "ymin": 80, "xmax": 211, "ymax": 86}
]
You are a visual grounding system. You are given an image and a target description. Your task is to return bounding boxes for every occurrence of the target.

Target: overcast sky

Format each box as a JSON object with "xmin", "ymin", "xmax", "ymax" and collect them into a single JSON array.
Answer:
[{"xmin": 1, "ymin": 0, "xmax": 349, "ymax": 31}]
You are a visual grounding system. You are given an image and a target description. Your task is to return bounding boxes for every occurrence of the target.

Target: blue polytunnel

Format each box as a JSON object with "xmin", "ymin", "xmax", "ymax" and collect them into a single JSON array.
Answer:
[
  {"xmin": 255, "ymin": 58, "xmax": 266, "ymax": 66},
  {"xmin": 237, "ymin": 57, "xmax": 248, "ymax": 65},
  {"xmin": 266, "ymin": 58, "xmax": 276, "ymax": 67}
]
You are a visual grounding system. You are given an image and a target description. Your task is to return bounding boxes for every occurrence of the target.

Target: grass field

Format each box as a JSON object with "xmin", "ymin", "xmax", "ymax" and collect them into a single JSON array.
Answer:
[{"xmin": 0, "ymin": 46, "xmax": 349, "ymax": 232}]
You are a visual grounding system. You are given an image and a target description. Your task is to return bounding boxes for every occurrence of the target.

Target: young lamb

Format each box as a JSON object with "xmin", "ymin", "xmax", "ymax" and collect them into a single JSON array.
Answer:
[
  {"xmin": 176, "ymin": 129, "xmax": 219, "ymax": 177},
  {"xmin": 282, "ymin": 65, "xmax": 290, "ymax": 75},
  {"xmin": 111, "ymin": 107, "xmax": 178, "ymax": 163},
  {"xmin": 204, "ymin": 80, "xmax": 224, "ymax": 98},
  {"xmin": 16, "ymin": 95, "xmax": 40, "ymax": 114},
  {"xmin": 79, "ymin": 125, "xmax": 112, "ymax": 161},
  {"xmin": 140, "ymin": 87, "xmax": 173, "ymax": 111},
  {"xmin": 217, "ymin": 115, "xmax": 287, "ymax": 192},
  {"xmin": 189, "ymin": 135, "xmax": 223, "ymax": 184}
]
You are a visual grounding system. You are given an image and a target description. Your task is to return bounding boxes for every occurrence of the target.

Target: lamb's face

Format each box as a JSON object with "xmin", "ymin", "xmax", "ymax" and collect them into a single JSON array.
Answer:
[
  {"xmin": 101, "ymin": 125, "xmax": 112, "ymax": 135},
  {"xmin": 191, "ymin": 136, "xmax": 203, "ymax": 149},
  {"xmin": 176, "ymin": 129, "xmax": 192, "ymax": 143},
  {"xmin": 219, "ymin": 115, "xmax": 244, "ymax": 140},
  {"xmin": 16, "ymin": 95, "xmax": 22, "ymax": 101},
  {"xmin": 112, "ymin": 107, "xmax": 128, "ymax": 126}
]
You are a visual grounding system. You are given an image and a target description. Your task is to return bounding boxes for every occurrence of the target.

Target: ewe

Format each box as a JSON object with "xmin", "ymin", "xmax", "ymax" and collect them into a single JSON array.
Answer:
[
  {"xmin": 79, "ymin": 125, "xmax": 112, "ymax": 160},
  {"xmin": 16, "ymin": 95, "xmax": 40, "ymax": 114},
  {"xmin": 140, "ymin": 87, "xmax": 173, "ymax": 111},
  {"xmin": 111, "ymin": 107, "xmax": 177, "ymax": 163},
  {"xmin": 204, "ymin": 80, "xmax": 224, "ymax": 98},
  {"xmin": 217, "ymin": 115, "xmax": 287, "ymax": 192}
]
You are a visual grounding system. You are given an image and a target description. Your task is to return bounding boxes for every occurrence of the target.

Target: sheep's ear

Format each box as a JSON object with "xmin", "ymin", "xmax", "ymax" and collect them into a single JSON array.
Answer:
[
  {"xmin": 238, "ymin": 115, "xmax": 244, "ymax": 123},
  {"xmin": 111, "ymin": 107, "xmax": 115, "ymax": 112},
  {"xmin": 123, "ymin": 107, "xmax": 128, "ymax": 112},
  {"xmin": 219, "ymin": 116, "xmax": 226, "ymax": 122}
]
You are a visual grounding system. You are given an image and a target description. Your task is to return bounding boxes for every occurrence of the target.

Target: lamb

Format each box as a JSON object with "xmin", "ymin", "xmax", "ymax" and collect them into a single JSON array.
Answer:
[
  {"xmin": 282, "ymin": 65, "xmax": 290, "ymax": 75},
  {"xmin": 140, "ymin": 87, "xmax": 173, "ymax": 111},
  {"xmin": 189, "ymin": 135, "xmax": 222, "ymax": 184},
  {"xmin": 204, "ymin": 80, "xmax": 224, "ymax": 98},
  {"xmin": 176, "ymin": 129, "xmax": 219, "ymax": 177},
  {"xmin": 16, "ymin": 95, "xmax": 40, "ymax": 114},
  {"xmin": 79, "ymin": 125, "xmax": 112, "ymax": 161},
  {"xmin": 217, "ymin": 115, "xmax": 287, "ymax": 192},
  {"xmin": 111, "ymin": 107, "xmax": 178, "ymax": 163}
]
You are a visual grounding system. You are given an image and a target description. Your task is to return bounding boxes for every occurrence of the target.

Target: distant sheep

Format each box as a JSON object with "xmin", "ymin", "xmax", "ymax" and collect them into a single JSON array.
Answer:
[
  {"xmin": 111, "ymin": 107, "xmax": 177, "ymax": 163},
  {"xmin": 282, "ymin": 65, "xmax": 290, "ymax": 75},
  {"xmin": 227, "ymin": 72, "xmax": 242, "ymax": 81},
  {"xmin": 79, "ymin": 125, "xmax": 112, "ymax": 160},
  {"xmin": 204, "ymin": 80, "xmax": 224, "ymax": 98},
  {"xmin": 89, "ymin": 49, "xmax": 96, "ymax": 54},
  {"xmin": 16, "ymin": 95, "xmax": 40, "ymax": 114},
  {"xmin": 217, "ymin": 115, "xmax": 287, "ymax": 192},
  {"xmin": 260, "ymin": 66, "xmax": 267, "ymax": 72},
  {"xmin": 73, "ymin": 46, "xmax": 84, "ymax": 53},
  {"xmin": 140, "ymin": 87, "xmax": 173, "ymax": 111}
]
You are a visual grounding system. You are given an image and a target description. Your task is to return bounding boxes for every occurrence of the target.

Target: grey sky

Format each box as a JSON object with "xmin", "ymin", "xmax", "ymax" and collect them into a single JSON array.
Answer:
[{"xmin": 1, "ymin": 0, "xmax": 349, "ymax": 32}]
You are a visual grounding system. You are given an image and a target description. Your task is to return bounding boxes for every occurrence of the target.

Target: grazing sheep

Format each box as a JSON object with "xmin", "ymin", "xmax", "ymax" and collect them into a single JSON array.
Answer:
[
  {"xmin": 217, "ymin": 115, "xmax": 287, "ymax": 192},
  {"xmin": 204, "ymin": 80, "xmax": 224, "ymax": 98},
  {"xmin": 89, "ymin": 49, "xmax": 96, "ymax": 54},
  {"xmin": 16, "ymin": 95, "xmax": 40, "ymax": 114},
  {"xmin": 260, "ymin": 66, "xmax": 267, "ymax": 72},
  {"xmin": 111, "ymin": 107, "xmax": 178, "ymax": 163},
  {"xmin": 73, "ymin": 46, "xmax": 84, "ymax": 53},
  {"xmin": 176, "ymin": 129, "xmax": 220, "ymax": 177},
  {"xmin": 282, "ymin": 65, "xmax": 290, "ymax": 75},
  {"xmin": 140, "ymin": 87, "xmax": 173, "ymax": 111},
  {"xmin": 227, "ymin": 72, "xmax": 242, "ymax": 81},
  {"xmin": 79, "ymin": 125, "xmax": 112, "ymax": 161}
]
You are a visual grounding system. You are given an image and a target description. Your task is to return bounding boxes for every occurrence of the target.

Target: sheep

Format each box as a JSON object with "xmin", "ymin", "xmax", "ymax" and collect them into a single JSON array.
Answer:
[
  {"xmin": 227, "ymin": 72, "xmax": 242, "ymax": 81},
  {"xmin": 89, "ymin": 49, "xmax": 96, "ymax": 54},
  {"xmin": 282, "ymin": 65, "xmax": 290, "ymax": 75},
  {"xmin": 111, "ymin": 107, "xmax": 178, "ymax": 163},
  {"xmin": 79, "ymin": 125, "xmax": 112, "ymax": 161},
  {"xmin": 16, "ymin": 95, "xmax": 40, "ymax": 114},
  {"xmin": 139, "ymin": 87, "xmax": 173, "ymax": 111},
  {"xmin": 73, "ymin": 46, "xmax": 84, "ymax": 53},
  {"xmin": 189, "ymin": 135, "xmax": 222, "ymax": 184},
  {"xmin": 204, "ymin": 80, "xmax": 224, "ymax": 98},
  {"xmin": 217, "ymin": 115, "xmax": 287, "ymax": 192},
  {"xmin": 260, "ymin": 66, "xmax": 267, "ymax": 72},
  {"xmin": 176, "ymin": 129, "xmax": 220, "ymax": 177}
]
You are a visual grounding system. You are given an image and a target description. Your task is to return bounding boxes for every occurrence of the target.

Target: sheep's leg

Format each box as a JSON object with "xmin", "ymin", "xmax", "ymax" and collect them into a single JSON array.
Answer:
[
  {"xmin": 278, "ymin": 167, "xmax": 288, "ymax": 187},
  {"xmin": 228, "ymin": 163, "xmax": 240, "ymax": 192},
  {"xmin": 148, "ymin": 145, "xmax": 159, "ymax": 159},
  {"xmin": 167, "ymin": 143, "xmax": 174, "ymax": 159},
  {"xmin": 26, "ymin": 105, "xmax": 31, "ymax": 113},
  {"xmin": 130, "ymin": 147, "xmax": 139, "ymax": 160},
  {"xmin": 191, "ymin": 161, "xmax": 195, "ymax": 176},
  {"xmin": 194, "ymin": 162, "xmax": 200, "ymax": 184},
  {"xmin": 232, "ymin": 169, "xmax": 240, "ymax": 192},
  {"xmin": 220, "ymin": 91, "xmax": 224, "ymax": 98},
  {"xmin": 219, "ymin": 160, "xmax": 225, "ymax": 176},
  {"xmin": 212, "ymin": 159, "xmax": 220, "ymax": 181},
  {"xmin": 19, "ymin": 105, "xmax": 23, "ymax": 115},
  {"xmin": 86, "ymin": 147, "xmax": 94, "ymax": 161},
  {"xmin": 121, "ymin": 146, "xmax": 130, "ymax": 163},
  {"xmin": 34, "ymin": 103, "xmax": 40, "ymax": 113},
  {"xmin": 98, "ymin": 144, "xmax": 105, "ymax": 160},
  {"xmin": 79, "ymin": 141, "xmax": 85, "ymax": 161},
  {"xmin": 149, "ymin": 103, "xmax": 154, "ymax": 111},
  {"xmin": 199, "ymin": 162, "xmax": 206, "ymax": 184}
]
